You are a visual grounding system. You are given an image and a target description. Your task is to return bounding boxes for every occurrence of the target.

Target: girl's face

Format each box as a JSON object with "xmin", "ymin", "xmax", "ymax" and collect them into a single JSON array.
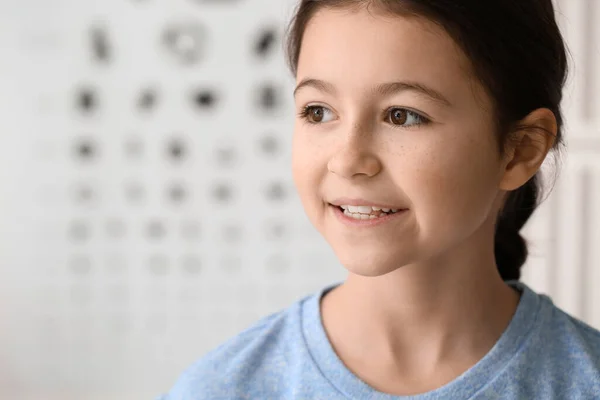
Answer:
[{"xmin": 292, "ymin": 8, "xmax": 508, "ymax": 277}]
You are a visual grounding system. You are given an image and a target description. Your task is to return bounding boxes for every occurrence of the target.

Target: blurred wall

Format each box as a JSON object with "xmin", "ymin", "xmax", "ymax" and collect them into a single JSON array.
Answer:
[{"xmin": 0, "ymin": 0, "xmax": 598, "ymax": 399}]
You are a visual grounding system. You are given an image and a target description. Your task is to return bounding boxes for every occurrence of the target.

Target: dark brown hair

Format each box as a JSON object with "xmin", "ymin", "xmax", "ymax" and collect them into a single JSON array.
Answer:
[{"xmin": 284, "ymin": 0, "xmax": 568, "ymax": 281}]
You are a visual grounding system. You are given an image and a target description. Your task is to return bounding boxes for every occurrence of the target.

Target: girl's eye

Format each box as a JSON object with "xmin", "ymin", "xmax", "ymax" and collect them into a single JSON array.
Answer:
[
  {"xmin": 298, "ymin": 105, "xmax": 429, "ymax": 127},
  {"xmin": 298, "ymin": 105, "xmax": 334, "ymax": 124},
  {"xmin": 386, "ymin": 108, "xmax": 427, "ymax": 127}
]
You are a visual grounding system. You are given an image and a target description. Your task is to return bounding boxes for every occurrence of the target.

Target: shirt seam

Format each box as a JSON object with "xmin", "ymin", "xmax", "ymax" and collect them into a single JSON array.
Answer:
[
  {"xmin": 299, "ymin": 296, "xmax": 354, "ymax": 399},
  {"xmin": 465, "ymin": 292, "xmax": 544, "ymax": 399}
]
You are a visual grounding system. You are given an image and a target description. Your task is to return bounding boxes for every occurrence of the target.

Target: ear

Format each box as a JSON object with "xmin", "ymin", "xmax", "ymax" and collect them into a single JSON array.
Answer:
[{"xmin": 499, "ymin": 108, "xmax": 557, "ymax": 191}]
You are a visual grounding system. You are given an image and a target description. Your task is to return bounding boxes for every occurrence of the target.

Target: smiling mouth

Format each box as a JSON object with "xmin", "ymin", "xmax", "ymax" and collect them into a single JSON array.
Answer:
[{"xmin": 330, "ymin": 204, "xmax": 404, "ymax": 219}]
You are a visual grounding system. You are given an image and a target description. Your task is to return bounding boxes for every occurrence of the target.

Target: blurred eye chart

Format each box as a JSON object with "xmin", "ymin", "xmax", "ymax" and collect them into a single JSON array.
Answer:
[{"xmin": 0, "ymin": 0, "xmax": 599, "ymax": 399}]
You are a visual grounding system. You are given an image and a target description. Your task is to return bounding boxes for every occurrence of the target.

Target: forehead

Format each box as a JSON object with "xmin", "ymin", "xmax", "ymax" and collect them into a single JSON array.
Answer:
[{"xmin": 297, "ymin": 8, "xmax": 477, "ymax": 102}]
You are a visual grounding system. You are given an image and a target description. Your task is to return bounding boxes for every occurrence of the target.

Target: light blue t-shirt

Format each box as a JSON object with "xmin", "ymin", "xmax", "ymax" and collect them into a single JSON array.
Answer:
[{"xmin": 158, "ymin": 281, "xmax": 600, "ymax": 399}]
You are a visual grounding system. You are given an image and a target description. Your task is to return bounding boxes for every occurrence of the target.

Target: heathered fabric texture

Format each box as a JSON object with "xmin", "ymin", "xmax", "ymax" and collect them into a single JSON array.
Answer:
[{"xmin": 157, "ymin": 281, "xmax": 600, "ymax": 399}]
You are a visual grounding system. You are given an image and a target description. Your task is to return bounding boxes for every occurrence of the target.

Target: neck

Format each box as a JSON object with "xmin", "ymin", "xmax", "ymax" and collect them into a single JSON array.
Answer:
[{"xmin": 320, "ymin": 227, "xmax": 521, "ymax": 380}]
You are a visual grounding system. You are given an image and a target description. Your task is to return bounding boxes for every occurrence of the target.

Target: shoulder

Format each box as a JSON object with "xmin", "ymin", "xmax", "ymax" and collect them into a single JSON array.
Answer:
[
  {"xmin": 509, "ymin": 282, "xmax": 600, "ymax": 367},
  {"xmin": 543, "ymin": 299, "xmax": 600, "ymax": 365},
  {"xmin": 160, "ymin": 296, "xmax": 311, "ymax": 400},
  {"xmin": 525, "ymin": 291, "xmax": 600, "ymax": 394}
]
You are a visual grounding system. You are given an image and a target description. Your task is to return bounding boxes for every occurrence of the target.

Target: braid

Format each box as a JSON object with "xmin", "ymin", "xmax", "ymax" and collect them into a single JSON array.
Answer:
[{"xmin": 494, "ymin": 174, "xmax": 540, "ymax": 281}]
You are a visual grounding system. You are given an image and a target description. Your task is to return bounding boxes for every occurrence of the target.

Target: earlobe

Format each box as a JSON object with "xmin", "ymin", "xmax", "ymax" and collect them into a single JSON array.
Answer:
[{"xmin": 498, "ymin": 108, "xmax": 557, "ymax": 191}]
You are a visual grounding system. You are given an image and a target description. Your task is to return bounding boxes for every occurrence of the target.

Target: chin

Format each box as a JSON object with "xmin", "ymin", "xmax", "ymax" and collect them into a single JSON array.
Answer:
[
  {"xmin": 333, "ymin": 246, "xmax": 410, "ymax": 278},
  {"xmin": 344, "ymin": 265, "xmax": 399, "ymax": 278}
]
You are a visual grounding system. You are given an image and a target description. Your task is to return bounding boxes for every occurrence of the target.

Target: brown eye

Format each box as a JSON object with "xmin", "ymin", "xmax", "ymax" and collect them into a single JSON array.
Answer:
[
  {"xmin": 306, "ymin": 106, "xmax": 324, "ymax": 123},
  {"xmin": 389, "ymin": 108, "xmax": 408, "ymax": 125}
]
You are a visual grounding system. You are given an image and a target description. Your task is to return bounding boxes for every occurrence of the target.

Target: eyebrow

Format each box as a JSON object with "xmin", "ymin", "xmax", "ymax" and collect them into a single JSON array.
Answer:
[{"xmin": 293, "ymin": 77, "xmax": 452, "ymax": 107}]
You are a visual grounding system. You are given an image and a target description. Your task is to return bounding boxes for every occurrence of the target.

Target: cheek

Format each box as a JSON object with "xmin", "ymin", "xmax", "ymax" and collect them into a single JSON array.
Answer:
[
  {"xmin": 292, "ymin": 134, "xmax": 331, "ymax": 236},
  {"xmin": 397, "ymin": 135, "xmax": 501, "ymax": 230},
  {"xmin": 291, "ymin": 132, "xmax": 310, "ymax": 188},
  {"xmin": 292, "ymin": 130, "xmax": 324, "ymax": 203}
]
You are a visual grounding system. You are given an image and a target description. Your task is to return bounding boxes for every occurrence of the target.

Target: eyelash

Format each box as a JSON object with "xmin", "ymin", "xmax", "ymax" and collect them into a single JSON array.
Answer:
[{"xmin": 297, "ymin": 105, "xmax": 430, "ymax": 128}]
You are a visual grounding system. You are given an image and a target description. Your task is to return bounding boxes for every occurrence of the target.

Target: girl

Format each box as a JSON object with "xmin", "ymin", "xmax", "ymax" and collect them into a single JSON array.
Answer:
[{"xmin": 159, "ymin": 0, "xmax": 600, "ymax": 398}]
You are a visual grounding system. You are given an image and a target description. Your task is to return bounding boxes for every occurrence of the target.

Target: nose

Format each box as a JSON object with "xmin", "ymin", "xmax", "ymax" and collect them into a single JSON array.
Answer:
[{"xmin": 327, "ymin": 126, "xmax": 382, "ymax": 179}]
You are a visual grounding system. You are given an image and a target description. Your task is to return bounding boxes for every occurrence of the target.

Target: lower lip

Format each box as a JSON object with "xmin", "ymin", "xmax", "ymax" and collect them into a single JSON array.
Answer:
[{"xmin": 330, "ymin": 205, "xmax": 409, "ymax": 227}]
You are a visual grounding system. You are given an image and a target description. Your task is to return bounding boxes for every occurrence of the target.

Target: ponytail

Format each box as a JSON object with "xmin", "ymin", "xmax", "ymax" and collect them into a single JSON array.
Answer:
[{"xmin": 494, "ymin": 174, "xmax": 540, "ymax": 281}]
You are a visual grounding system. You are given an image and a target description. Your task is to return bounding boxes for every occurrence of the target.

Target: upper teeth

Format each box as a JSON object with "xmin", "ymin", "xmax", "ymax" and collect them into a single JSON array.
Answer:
[{"xmin": 340, "ymin": 205, "xmax": 398, "ymax": 213}]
